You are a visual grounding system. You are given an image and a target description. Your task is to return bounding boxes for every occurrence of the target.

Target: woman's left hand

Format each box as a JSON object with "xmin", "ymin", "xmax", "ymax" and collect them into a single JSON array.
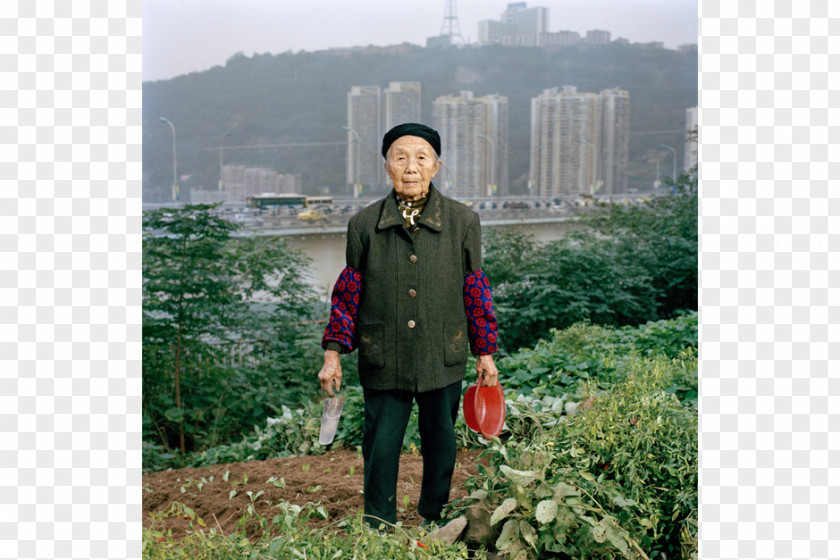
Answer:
[{"xmin": 475, "ymin": 354, "xmax": 499, "ymax": 386}]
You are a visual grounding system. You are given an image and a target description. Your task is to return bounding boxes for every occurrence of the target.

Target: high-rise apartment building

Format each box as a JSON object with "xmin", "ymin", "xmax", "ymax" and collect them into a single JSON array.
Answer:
[
  {"xmin": 478, "ymin": 20, "xmax": 514, "ymax": 45},
  {"xmin": 530, "ymin": 86, "xmax": 598, "ymax": 197},
  {"xmin": 684, "ymin": 106, "xmax": 698, "ymax": 172},
  {"xmin": 585, "ymin": 29, "xmax": 611, "ymax": 45},
  {"xmin": 530, "ymin": 86, "xmax": 629, "ymax": 197},
  {"xmin": 346, "ymin": 85, "xmax": 382, "ymax": 194},
  {"xmin": 540, "ymin": 30, "xmax": 581, "ymax": 47},
  {"xmin": 598, "ymin": 88, "xmax": 630, "ymax": 195},
  {"xmin": 434, "ymin": 91, "xmax": 509, "ymax": 198},
  {"xmin": 383, "ymin": 81, "xmax": 421, "ymax": 131},
  {"xmin": 221, "ymin": 165, "xmax": 302, "ymax": 202},
  {"xmin": 479, "ymin": 2, "xmax": 548, "ymax": 47}
]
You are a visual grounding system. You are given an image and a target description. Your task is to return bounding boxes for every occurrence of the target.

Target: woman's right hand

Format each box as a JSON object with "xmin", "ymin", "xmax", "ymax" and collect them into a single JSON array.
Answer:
[{"xmin": 317, "ymin": 349, "xmax": 343, "ymax": 396}]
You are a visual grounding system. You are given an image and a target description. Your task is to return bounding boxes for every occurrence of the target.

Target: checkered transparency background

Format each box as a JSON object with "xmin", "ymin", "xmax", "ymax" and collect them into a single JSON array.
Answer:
[
  {"xmin": 2, "ymin": 0, "xmax": 142, "ymax": 558},
  {"xmin": 699, "ymin": 0, "xmax": 840, "ymax": 559},
  {"xmin": 1, "ymin": 0, "xmax": 837, "ymax": 557}
]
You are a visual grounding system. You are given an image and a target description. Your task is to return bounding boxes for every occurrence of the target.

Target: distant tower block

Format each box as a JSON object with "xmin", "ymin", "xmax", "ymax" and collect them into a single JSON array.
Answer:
[{"xmin": 440, "ymin": 0, "xmax": 464, "ymax": 44}]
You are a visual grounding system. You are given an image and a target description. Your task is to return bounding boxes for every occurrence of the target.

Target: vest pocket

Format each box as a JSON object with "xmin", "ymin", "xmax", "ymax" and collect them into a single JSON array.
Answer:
[
  {"xmin": 443, "ymin": 318, "xmax": 468, "ymax": 366},
  {"xmin": 358, "ymin": 322, "xmax": 385, "ymax": 369}
]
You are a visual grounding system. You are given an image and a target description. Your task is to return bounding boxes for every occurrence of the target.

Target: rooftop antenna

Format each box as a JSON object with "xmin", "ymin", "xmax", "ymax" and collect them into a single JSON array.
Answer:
[{"xmin": 440, "ymin": 0, "xmax": 464, "ymax": 45}]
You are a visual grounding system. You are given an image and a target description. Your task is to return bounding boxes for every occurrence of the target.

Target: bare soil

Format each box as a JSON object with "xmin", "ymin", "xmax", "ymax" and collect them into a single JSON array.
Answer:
[{"xmin": 142, "ymin": 447, "xmax": 486, "ymax": 540}]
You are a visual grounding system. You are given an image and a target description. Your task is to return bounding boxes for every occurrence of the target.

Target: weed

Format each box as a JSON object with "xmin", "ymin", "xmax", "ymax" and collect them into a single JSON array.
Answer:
[
  {"xmin": 145, "ymin": 499, "xmax": 479, "ymax": 560},
  {"xmin": 266, "ymin": 476, "xmax": 286, "ymax": 488}
]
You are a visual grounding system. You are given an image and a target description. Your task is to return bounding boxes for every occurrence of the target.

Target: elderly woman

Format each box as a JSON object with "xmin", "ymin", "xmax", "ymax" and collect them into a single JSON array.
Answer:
[{"xmin": 318, "ymin": 123, "xmax": 499, "ymax": 529}]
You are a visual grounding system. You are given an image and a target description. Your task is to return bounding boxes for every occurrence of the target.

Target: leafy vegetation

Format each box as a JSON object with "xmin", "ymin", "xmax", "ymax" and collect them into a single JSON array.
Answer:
[
  {"xmin": 144, "ymin": 501, "xmax": 479, "ymax": 560},
  {"xmin": 588, "ymin": 175, "xmax": 698, "ymax": 321},
  {"xmin": 492, "ymin": 314, "xmax": 697, "ymax": 405},
  {"xmin": 486, "ymin": 171, "xmax": 697, "ymax": 353},
  {"xmin": 144, "ymin": 316, "xmax": 697, "ymax": 558},
  {"xmin": 142, "ymin": 204, "xmax": 357, "ymax": 461},
  {"xmin": 146, "ymin": 314, "xmax": 697, "ymax": 464},
  {"xmin": 447, "ymin": 350, "xmax": 698, "ymax": 560}
]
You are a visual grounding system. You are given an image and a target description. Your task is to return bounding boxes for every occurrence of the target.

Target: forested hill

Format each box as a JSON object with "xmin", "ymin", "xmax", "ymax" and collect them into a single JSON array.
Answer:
[{"xmin": 142, "ymin": 42, "xmax": 698, "ymax": 202}]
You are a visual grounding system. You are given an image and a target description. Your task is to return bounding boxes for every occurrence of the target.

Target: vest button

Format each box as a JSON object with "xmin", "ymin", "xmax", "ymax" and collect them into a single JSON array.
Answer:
[
  {"xmin": 409, "ymin": 254, "xmax": 418, "ymax": 263},
  {"xmin": 407, "ymin": 320, "xmax": 416, "ymax": 328},
  {"xmin": 408, "ymin": 289, "xmax": 417, "ymax": 297}
]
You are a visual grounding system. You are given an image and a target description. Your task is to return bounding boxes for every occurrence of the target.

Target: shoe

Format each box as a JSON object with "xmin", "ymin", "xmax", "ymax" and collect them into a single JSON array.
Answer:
[{"xmin": 423, "ymin": 516, "xmax": 467, "ymax": 545}]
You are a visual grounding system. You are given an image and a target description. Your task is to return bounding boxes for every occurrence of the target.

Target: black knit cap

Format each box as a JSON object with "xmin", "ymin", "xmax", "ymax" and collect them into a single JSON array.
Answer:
[{"xmin": 381, "ymin": 123, "xmax": 441, "ymax": 159}]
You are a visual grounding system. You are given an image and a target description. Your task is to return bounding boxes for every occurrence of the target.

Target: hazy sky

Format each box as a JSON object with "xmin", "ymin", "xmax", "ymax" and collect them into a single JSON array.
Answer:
[{"xmin": 143, "ymin": 0, "xmax": 698, "ymax": 82}]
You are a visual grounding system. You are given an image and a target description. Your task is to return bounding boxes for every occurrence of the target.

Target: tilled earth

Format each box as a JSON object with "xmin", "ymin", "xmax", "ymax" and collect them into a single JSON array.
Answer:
[{"xmin": 143, "ymin": 447, "xmax": 486, "ymax": 540}]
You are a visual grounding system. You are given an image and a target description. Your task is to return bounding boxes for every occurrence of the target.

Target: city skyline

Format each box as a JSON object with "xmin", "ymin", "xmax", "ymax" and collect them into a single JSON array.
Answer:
[
  {"xmin": 224, "ymin": 82, "xmax": 638, "ymax": 202},
  {"xmin": 143, "ymin": 0, "xmax": 698, "ymax": 82}
]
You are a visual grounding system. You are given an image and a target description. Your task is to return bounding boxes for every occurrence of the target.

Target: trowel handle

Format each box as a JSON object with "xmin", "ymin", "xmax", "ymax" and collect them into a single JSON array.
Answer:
[{"xmin": 324, "ymin": 378, "xmax": 341, "ymax": 397}]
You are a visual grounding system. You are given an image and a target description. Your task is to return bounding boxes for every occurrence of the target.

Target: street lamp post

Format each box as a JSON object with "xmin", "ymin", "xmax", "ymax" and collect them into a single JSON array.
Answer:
[
  {"xmin": 159, "ymin": 117, "xmax": 178, "ymax": 201},
  {"xmin": 477, "ymin": 133, "xmax": 495, "ymax": 196},
  {"xmin": 342, "ymin": 126, "xmax": 362, "ymax": 197},
  {"xmin": 218, "ymin": 132, "xmax": 232, "ymax": 191},
  {"xmin": 659, "ymin": 144, "xmax": 677, "ymax": 183}
]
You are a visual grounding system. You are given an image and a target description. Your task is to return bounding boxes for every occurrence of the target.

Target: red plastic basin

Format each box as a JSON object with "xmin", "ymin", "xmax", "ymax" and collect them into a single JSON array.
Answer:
[{"xmin": 463, "ymin": 380, "xmax": 505, "ymax": 438}]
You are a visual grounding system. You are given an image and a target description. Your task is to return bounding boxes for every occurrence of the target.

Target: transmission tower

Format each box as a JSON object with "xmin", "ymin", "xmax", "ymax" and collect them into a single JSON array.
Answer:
[{"xmin": 439, "ymin": 0, "xmax": 464, "ymax": 45}]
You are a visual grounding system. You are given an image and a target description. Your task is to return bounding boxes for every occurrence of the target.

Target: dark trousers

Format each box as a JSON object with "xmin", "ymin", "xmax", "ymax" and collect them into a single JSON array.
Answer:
[{"xmin": 361, "ymin": 380, "xmax": 462, "ymax": 528}]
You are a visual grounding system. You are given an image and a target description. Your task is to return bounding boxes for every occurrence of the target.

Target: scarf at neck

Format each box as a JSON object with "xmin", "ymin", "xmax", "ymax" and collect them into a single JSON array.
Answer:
[{"xmin": 396, "ymin": 192, "xmax": 429, "ymax": 228}]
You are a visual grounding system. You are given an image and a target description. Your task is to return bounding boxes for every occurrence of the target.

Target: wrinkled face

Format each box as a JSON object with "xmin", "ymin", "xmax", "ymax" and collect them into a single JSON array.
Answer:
[{"xmin": 384, "ymin": 135, "xmax": 442, "ymax": 201}]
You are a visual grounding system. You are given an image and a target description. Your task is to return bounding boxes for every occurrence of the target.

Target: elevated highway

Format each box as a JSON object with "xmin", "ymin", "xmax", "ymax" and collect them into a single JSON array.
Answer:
[
  {"xmin": 225, "ymin": 195, "xmax": 646, "ymax": 295},
  {"xmin": 147, "ymin": 193, "xmax": 651, "ymax": 296},
  {"xmin": 273, "ymin": 215, "xmax": 587, "ymax": 295}
]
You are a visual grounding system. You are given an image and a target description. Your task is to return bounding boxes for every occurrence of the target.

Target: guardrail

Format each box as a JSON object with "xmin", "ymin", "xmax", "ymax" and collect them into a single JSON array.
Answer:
[{"xmin": 146, "ymin": 193, "xmax": 655, "ymax": 237}]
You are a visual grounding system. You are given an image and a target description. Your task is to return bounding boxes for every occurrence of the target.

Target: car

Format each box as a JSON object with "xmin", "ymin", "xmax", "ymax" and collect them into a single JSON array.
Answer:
[{"xmin": 297, "ymin": 208, "xmax": 329, "ymax": 222}]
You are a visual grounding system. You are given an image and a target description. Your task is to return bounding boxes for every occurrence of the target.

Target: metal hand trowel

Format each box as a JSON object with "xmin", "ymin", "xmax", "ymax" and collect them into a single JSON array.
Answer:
[{"xmin": 318, "ymin": 383, "xmax": 345, "ymax": 445}]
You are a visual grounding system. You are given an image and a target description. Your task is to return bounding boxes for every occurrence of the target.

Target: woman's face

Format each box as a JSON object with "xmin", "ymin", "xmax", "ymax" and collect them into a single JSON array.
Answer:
[{"xmin": 384, "ymin": 135, "xmax": 441, "ymax": 201}]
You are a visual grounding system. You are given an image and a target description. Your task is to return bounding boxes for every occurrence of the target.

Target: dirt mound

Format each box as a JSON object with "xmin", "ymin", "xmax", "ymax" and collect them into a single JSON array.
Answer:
[{"xmin": 143, "ymin": 447, "xmax": 485, "ymax": 540}]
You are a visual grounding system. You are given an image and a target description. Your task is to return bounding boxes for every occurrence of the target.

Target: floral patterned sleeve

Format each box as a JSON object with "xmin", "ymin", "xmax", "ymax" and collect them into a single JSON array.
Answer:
[
  {"xmin": 463, "ymin": 268, "xmax": 498, "ymax": 355},
  {"xmin": 321, "ymin": 266, "xmax": 364, "ymax": 353}
]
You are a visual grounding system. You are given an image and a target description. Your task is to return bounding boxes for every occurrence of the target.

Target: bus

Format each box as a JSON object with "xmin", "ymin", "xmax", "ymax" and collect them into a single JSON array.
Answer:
[
  {"xmin": 305, "ymin": 196, "xmax": 333, "ymax": 207},
  {"xmin": 246, "ymin": 193, "xmax": 307, "ymax": 209},
  {"xmin": 246, "ymin": 193, "xmax": 334, "ymax": 209}
]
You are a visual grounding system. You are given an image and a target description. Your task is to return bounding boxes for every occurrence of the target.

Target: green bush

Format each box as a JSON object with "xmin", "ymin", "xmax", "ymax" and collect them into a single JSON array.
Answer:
[
  {"xmin": 587, "ymin": 174, "xmax": 698, "ymax": 321},
  {"xmin": 619, "ymin": 312, "xmax": 698, "ymax": 359},
  {"xmin": 143, "ymin": 204, "xmax": 332, "ymax": 457},
  {"xmin": 484, "ymin": 173, "xmax": 698, "ymax": 353},
  {"xmin": 497, "ymin": 314, "xmax": 697, "ymax": 407},
  {"xmin": 448, "ymin": 352, "xmax": 698, "ymax": 559},
  {"xmin": 490, "ymin": 229, "xmax": 661, "ymax": 353}
]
